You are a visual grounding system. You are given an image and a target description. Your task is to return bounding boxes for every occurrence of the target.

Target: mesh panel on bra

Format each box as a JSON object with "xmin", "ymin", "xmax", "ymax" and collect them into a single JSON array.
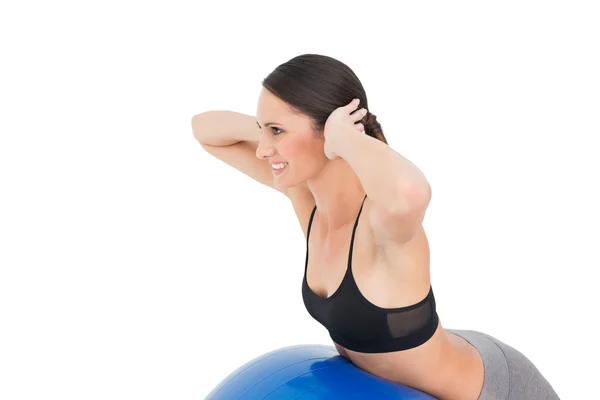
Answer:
[{"xmin": 386, "ymin": 300, "xmax": 433, "ymax": 338}]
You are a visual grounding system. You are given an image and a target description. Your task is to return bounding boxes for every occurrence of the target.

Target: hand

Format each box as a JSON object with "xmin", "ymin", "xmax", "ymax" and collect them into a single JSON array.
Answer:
[{"xmin": 323, "ymin": 98, "xmax": 367, "ymax": 160}]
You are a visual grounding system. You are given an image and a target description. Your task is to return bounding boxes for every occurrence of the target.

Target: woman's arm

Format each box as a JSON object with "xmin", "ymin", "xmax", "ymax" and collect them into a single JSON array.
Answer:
[
  {"xmin": 191, "ymin": 111, "xmax": 285, "ymax": 193},
  {"xmin": 192, "ymin": 110, "xmax": 260, "ymax": 146},
  {"xmin": 332, "ymin": 129, "xmax": 430, "ymax": 215}
]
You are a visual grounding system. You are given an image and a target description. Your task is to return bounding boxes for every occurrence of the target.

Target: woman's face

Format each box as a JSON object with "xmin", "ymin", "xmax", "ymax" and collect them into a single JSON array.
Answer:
[{"xmin": 255, "ymin": 88, "xmax": 327, "ymax": 189}]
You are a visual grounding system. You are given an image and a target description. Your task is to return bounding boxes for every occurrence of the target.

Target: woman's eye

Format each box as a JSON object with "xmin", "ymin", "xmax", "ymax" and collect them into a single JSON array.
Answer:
[{"xmin": 271, "ymin": 127, "xmax": 282, "ymax": 135}]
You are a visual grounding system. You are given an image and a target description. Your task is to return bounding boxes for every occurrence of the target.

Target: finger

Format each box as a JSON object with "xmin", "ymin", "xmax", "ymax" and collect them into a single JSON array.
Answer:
[
  {"xmin": 350, "ymin": 108, "xmax": 368, "ymax": 122},
  {"xmin": 354, "ymin": 122, "xmax": 365, "ymax": 132},
  {"xmin": 346, "ymin": 98, "xmax": 361, "ymax": 112}
]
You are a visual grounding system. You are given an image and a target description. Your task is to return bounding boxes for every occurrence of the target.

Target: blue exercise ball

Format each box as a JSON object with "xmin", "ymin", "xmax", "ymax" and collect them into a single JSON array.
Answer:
[{"xmin": 205, "ymin": 344, "xmax": 437, "ymax": 399}]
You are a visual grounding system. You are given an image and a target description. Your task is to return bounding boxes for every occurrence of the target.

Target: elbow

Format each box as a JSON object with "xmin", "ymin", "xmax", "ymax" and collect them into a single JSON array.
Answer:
[
  {"xmin": 414, "ymin": 180, "xmax": 432, "ymax": 207},
  {"xmin": 191, "ymin": 114, "xmax": 208, "ymax": 141},
  {"xmin": 191, "ymin": 115, "xmax": 198, "ymax": 137},
  {"xmin": 391, "ymin": 180, "xmax": 431, "ymax": 215},
  {"xmin": 407, "ymin": 179, "xmax": 431, "ymax": 210}
]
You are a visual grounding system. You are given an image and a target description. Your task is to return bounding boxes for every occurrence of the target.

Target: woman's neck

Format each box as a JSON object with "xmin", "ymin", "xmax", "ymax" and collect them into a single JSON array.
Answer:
[{"xmin": 306, "ymin": 159, "xmax": 366, "ymax": 232}]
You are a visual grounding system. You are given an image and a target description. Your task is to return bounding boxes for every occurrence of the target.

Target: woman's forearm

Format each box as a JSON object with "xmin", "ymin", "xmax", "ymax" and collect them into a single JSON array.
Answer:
[
  {"xmin": 192, "ymin": 111, "xmax": 260, "ymax": 146},
  {"xmin": 334, "ymin": 129, "xmax": 431, "ymax": 214}
]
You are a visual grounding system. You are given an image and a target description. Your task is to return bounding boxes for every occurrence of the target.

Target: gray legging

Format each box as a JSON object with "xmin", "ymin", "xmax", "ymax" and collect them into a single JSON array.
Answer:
[{"xmin": 447, "ymin": 329, "xmax": 560, "ymax": 400}]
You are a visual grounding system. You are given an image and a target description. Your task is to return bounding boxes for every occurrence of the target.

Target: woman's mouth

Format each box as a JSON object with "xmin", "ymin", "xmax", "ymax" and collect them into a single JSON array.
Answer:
[{"xmin": 272, "ymin": 162, "xmax": 288, "ymax": 176}]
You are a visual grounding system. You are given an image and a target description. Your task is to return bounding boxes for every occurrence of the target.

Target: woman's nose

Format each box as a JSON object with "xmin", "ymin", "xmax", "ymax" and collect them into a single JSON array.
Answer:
[{"xmin": 256, "ymin": 137, "xmax": 275, "ymax": 159}]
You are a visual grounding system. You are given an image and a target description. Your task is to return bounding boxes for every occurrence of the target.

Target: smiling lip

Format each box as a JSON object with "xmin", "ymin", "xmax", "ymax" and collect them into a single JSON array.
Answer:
[{"xmin": 272, "ymin": 162, "xmax": 288, "ymax": 175}]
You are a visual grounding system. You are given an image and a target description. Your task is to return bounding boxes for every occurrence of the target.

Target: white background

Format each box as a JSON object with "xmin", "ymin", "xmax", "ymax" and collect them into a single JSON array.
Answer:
[{"xmin": 1, "ymin": 1, "xmax": 598, "ymax": 399}]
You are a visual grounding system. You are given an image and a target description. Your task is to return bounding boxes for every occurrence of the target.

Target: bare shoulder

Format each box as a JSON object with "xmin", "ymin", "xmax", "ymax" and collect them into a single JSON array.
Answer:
[{"xmin": 280, "ymin": 183, "xmax": 315, "ymax": 240}]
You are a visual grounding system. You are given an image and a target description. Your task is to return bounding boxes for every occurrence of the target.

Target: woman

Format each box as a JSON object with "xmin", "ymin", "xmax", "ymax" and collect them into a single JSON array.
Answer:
[{"xmin": 191, "ymin": 54, "xmax": 559, "ymax": 400}]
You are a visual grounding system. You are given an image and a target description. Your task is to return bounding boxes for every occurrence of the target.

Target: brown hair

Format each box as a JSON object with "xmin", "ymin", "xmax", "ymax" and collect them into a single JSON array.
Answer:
[{"xmin": 262, "ymin": 54, "xmax": 388, "ymax": 144}]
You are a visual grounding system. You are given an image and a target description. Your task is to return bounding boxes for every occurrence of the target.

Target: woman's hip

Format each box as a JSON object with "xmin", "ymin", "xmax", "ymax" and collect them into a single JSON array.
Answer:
[{"xmin": 446, "ymin": 329, "xmax": 560, "ymax": 400}]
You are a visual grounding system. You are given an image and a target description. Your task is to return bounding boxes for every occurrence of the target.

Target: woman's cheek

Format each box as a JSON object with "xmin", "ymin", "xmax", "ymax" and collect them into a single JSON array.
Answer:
[{"xmin": 283, "ymin": 135, "xmax": 313, "ymax": 159}]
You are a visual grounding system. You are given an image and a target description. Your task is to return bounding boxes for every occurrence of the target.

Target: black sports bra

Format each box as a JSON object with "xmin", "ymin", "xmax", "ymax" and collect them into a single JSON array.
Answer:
[{"xmin": 301, "ymin": 194, "xmax": 439, "ymax": 353}]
